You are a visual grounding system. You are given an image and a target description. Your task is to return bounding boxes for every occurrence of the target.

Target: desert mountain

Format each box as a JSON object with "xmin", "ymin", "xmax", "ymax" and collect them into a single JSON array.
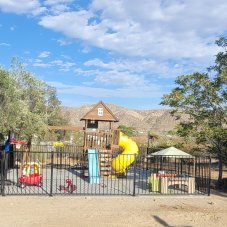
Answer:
[{"xmin": 61, "ymin": 103, "xmax": 181, "ymax": 135}]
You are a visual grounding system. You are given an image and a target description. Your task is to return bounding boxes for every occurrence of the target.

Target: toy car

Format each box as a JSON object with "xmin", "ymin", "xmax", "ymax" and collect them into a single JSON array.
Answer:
[{"xmin": 19, "ymin": 173, "xmax": 43, "ymax": 188}]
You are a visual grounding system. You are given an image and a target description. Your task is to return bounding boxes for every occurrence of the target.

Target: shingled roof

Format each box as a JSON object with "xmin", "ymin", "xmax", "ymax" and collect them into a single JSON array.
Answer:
[{"xmin": 80, "ymin": 101, "xmax": 119, "ymax": 122}]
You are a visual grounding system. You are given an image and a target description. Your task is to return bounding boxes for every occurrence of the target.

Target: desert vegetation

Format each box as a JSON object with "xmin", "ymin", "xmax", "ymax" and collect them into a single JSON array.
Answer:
[
  {"xmin": 0, "ymin": 59, "xmax": 67, "ymax": 143},
  {"xmin": 161, "ymin": 37, "xmax": 227, "ymax": 186}
]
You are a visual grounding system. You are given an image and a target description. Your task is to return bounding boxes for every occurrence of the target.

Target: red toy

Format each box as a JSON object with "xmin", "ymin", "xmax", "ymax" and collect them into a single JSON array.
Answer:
[
  {"xmin": 155, "ymin": 173, "xmax": 177, "ymax": 177},
  {"xmin": 58, "ymin": 179, "xmax": 77, "ymax": 193},
  {"xmin": 10, "ymin": 139, "xmax": 27, "ymax": 145},
  {"xmin": 19, "ymin": 173, "xmax": 43, "ymax": 188},
  {"xmin": 18, "ymin": 162, "xmax": 42, "ymax": 188}
]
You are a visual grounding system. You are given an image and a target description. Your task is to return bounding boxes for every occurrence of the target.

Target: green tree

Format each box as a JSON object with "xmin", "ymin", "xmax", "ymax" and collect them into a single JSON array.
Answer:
[
  {"xmin": 0, "ymin": 60, "xmax": 65, "ymax": 142},
  {"xmin": 148, "ymin": 131, "xmax": 159, "ymax": 148},
  {"xmin": 118, "ymin": 125, "xmax": 136, "ymax": 137},
  {"xmin": 46, "ymin": 85, "xmax": 63, "ymax": 126},
  {"xmin": 161, "ymin": 37, "xmax": 227, "ymax": 184},
  {"xmin": 0, "ymin": 66, "xmax": 23, "ymax": 134}
]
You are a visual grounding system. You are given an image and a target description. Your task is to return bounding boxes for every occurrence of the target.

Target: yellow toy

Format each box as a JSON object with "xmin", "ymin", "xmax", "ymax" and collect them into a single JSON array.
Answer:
[
  {"xmin": 112, "ymin": 132, "xmax": 138, "ymax": 175},
  {"xmin": 22, "ymin": 162, "xmax": 40, "ymax": 176},
  {"xmin": 54, "ymin": 141, "xmax": 64, "ymax": 147}
]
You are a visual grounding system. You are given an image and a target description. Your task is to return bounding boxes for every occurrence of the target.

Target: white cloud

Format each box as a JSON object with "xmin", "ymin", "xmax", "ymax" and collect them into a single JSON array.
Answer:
[
  {"xmin": 44, "ymin": 0, "xmax": 74, "ymax": 14},
  {"xmin": 39, "ymin": 10, "xmax": 101, "ymax": 40},
  {"xmin": 33, "ymin": 62, "xmax": 51, "ymax": 68},
  {"xmin": 56, "ymin": 39, "xmax": 72, "ymax": 46},
  {"xmin": 38, "ymin": 51, "xmax": 50, "ymax": 58},
  {"xmin": 30, "ymin": 57, "xmax": 76, "ymax": 72},
  {"xmin": 75, "ymin": 60, "xmax": 171, "ymax": 93},
  {"xmin": 50, "ymin": 59, "xmax": 76, "ymax": 71},
  {"xmin": 35, "ymin": 59, "xmax": 42, "ymax": 63},
  {"xmin": 59, "ymin": 98, "xmax": 88, "ymax": 107},
  {"xmin": 44, "ymin": 0, "xmax": 74, "ymax": 5},
  {"xmin": 2, "ymin": 0, "xmax": 225, "ymax": 109},
  {"xmin": 74, "ymin": 68, "xmax": 99, "ymax": 77},
  {"xmin": 0, "ymin": 0, "xmax": 46, "ymax": 15},
  {"xmin": 33, "ymin": 59, "xmax": 51, "ymax": 67},
  {"xmin": 47, "ymin": 81, "xmax": 163, "ymax": 99},
  {"xmin": 72, "ymin": 56, "xmax": 210, "ymax": 96},
  {"xmin": 1, "ymin": 0, "xmax": 226, "ymax": 65},
  {"xmin": 81, "ymin": 45, "xmax": 91, "ymax": 54},
  {"xmin": 0, "ymin": 42, "xmax": 10, "ymax": 46},
  {"xmin": 94, "ymin": 70, "xmax": 147, "ymax": 87},
  {"xmin": 49, "ymin": 4, "xmax": 70, "ymax": 14},
  {"xmin": 60, "ymin": 54, "xmax": 71, "ymax": 60},
  {"xmin": 38, "ymin": 0, "xmax": 227, "ymax": 60},
  {"xmin": 83, "ymin": 58, "xmax": 205, "ymax": 79}
]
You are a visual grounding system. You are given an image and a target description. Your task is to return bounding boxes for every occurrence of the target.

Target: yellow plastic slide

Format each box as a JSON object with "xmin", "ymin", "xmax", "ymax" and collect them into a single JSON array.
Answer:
[{"xmin": 112, "ymin": 132, "xmax": 138, "ymax": 174}]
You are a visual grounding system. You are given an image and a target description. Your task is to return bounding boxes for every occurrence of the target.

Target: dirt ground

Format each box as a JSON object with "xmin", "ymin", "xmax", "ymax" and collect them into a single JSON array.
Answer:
[{"xmin": 0, "ymin": 193, "xmax": 226, "ymax": 227}]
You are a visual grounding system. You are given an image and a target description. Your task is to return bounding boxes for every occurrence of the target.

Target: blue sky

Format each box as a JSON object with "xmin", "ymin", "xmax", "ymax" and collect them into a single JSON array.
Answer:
[{"xmin": 0, "ymin": 0, "xmax": 226, "ymax": 109}]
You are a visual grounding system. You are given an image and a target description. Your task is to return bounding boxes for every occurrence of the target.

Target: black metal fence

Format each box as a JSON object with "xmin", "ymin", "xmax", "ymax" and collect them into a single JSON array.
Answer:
[{"xmin": 0, "ymin": 146, "xmax": 210, "ymax": 196}]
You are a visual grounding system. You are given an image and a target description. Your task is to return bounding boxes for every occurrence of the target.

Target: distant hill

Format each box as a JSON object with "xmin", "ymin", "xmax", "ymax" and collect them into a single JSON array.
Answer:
[{"xmin": 61, "ymin": 103, "xmax": 182, "ymax": 134}]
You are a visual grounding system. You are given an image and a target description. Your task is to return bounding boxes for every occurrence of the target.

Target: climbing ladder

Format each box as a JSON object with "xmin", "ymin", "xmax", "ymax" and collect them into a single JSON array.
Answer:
[{"xmin": 99, "ymin": 149, "xmax": 112, "ymax": 176}]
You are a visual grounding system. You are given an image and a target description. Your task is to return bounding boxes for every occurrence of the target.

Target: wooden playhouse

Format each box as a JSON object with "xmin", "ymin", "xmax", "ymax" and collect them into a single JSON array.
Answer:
[{"xmin": 80, "ymin": 101, "xmax": 120, "ymax": 176}]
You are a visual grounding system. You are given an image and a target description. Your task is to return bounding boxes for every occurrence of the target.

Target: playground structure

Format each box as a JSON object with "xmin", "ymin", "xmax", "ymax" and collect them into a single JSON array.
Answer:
[
  {"xmin": 86, "ymin": 132, "xmax": 139, "ymax": 184},
  {"xmin": 80, "ymin": 101, "xmax": 139, "ymax": 181},
  {"xmin": 50, "ymin": 101, "xmax": 138, "ymax": 183},
  {"xmin": 0, "ymin": 101, "xmax": 210, "ymax": 196},
  {"xmin": 0, "ymin": 101, "xmax": 139, "ymax": 194},
  {"xmin": 48, "ymin": 101, "xmax": 139, "ymax": 182}
]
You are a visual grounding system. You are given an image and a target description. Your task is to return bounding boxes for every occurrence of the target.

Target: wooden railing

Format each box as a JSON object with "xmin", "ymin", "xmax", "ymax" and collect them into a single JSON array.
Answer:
[{"xmin": 84, "ymin": 129, "xmax": 120, "ymax": 150}]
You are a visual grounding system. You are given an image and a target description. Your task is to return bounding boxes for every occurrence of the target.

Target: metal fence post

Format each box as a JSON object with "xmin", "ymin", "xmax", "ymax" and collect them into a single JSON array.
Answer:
[
  {"xmin": 208, "ymin": 156, "xmax": 211, "ymax": 196},
  {"xmin": 1, "ymin": 150, "xmax": 5, "ymax": 196},
  {"xmin": 0, "ymin": 150, "xmax": 3, "ymax": 195},
  {"xmin": 50, "ymin": 150, "xmax": 54, "ymax": 196},
  {"xmin": 133, "ymin": 154, "xmax": 137, "ymax": 196}
]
